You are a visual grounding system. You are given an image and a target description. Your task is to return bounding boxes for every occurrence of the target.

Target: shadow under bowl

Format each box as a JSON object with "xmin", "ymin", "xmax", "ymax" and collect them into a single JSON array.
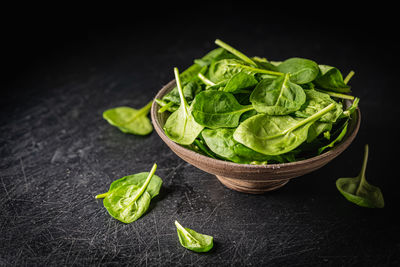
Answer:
[{"xmin": 151, "ymin": 80, "xmax": 361, "ymax": 194}]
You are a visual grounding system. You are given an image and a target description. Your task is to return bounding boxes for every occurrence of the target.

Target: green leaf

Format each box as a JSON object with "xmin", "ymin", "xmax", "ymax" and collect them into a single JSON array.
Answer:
[
  {"xmin": 193, "ymin": 139, "xmax": 218, "ymax": 159},
  {"xmin": 191, "ymin": 91, "xmax": 254, "ymax": 128},
  {"xmin": 276, "ymin": 57, "xmax": 320, "ymax": 84},
  {"xmin": 106, "ymin": 172, "xmax": 163, "ymax": 199},
  {"xmin": 202, "ymin": 128, "xmax": 286, "ymax": 163},
  {"xmin": 209, "ymin": 59, "xmax": 282, "ymax": 84},
  {"xmin": 336, "ymin": 145, "xmax": 384, "ymax": 208},
  {"xmin": 95, "ymin": 164, "xmax": 162, "ymax": 223},
  {"xmin": 161, "ymin": 62, "xmax": 206, "ymax": 105},
  {"xmin": 103, "ymin": 101, "xmax": 153, "ymax": 135},
  {"xmin": 252, "ymin": 56, "xmax": 279, "ymax": 71},
  {"xmin": 221, "ymin": 72, "xmax": 258, "ymax": 93},
  {"xmin": 314, "ymin": 65, "xmax": 351, "ymax": 93},
  {"xmin": 175, "ymin": 220, "xmax": 213, "ymax": 253},
  {"xmin": 164, "ymin": 68, "xmax": 204, "ymax": 145},
  {"xmin": 179, "ymin": 63, "xmax": 203, "ymax": 82},
  {"xmin": 199, "ymin": 71, "xmax": 258, "ymax": 93},
  {"xmin": 317, "ymin": 119, "xmax": 348, "ymax": 154},
  {"xmin": 233, "ymin": 103, "xmax": 336, "ymax": 155},
  {"xmin": 306, "ymin": 121, "xmax": 332, "ymax": 143},
  {"xmin": 250, "ymin": 74, "xmax": 306, "ymax": 115},
  {"xmin": 162, "ymin": 81, "xmax": 202, "ymax": 105},
  {"xmin": 194, "ymin": 47, "xmax": 236, "ymax": 67},
  {"xmin": 295, "ymin": 89, "xmax": 343, "ymax": 123}
]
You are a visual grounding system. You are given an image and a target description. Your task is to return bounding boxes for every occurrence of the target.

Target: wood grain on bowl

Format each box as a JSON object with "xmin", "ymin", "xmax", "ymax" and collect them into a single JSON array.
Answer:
[{"xmin": 151, "ymin": 80, "xmax": 361, "ymax": 194}]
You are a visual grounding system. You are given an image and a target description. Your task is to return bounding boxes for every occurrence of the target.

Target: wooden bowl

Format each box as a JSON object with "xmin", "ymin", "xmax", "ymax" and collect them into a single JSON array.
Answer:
[{"xmin": 151, "ymin": 80, "xmax": 361, "ymax": 194}]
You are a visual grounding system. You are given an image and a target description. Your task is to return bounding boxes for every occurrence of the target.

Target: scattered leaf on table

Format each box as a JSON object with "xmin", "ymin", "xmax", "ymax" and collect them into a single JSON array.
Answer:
[
  {"xmin": 103, "ymin": 101, "xmax": 153, "ymax": 135},
  {"xmin": 175, "ymin": 220, "xmax": 213, "ymax": 253},
  {"xmin": 336, "ymin": 145, "xmax": 384, "ymax": 208},
  {"xmin": 95, "ymin": 163, "xmax": 163, "ymax": 223}
]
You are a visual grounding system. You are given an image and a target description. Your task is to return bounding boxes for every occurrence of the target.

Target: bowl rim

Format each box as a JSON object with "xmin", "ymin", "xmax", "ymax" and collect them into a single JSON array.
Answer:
[{"xmin": 151, "ymin": 79, "xmax": 361, "ymax": 170}]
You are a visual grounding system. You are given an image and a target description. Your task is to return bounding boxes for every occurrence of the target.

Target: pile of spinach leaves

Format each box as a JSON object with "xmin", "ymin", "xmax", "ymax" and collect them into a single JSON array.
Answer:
[{"xmin": 157, "ymin": 39, "xmax": 359, "ymax": 164}]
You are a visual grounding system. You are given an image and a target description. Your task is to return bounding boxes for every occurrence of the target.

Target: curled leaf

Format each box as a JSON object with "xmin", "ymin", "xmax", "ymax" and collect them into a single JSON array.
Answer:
[
  {"xmin": 175, "ymin": 220, "xmax": 213, "ymax": 253},
  {"xmin": 336, "ymin": 145, "xmax": 384, "ymax": 208}
]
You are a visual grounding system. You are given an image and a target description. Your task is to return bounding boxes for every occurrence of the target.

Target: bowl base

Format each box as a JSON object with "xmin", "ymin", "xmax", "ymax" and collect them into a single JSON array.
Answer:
[{"xmin": 215, "ymin": 175, "xmax": 289, "ymax": 194}]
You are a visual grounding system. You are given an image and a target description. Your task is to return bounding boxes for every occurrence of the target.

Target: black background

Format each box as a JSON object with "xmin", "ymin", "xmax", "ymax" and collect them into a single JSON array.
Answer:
[{"xmin": 1, "ymin": 4, "xmax": 400, "ymax": 266}]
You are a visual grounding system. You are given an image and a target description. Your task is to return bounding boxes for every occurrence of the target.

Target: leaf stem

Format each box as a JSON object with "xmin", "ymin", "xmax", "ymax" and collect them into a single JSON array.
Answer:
[
  {"xmin": 95, "ymin": 192, "xmax": 109, "ymax": 199},
  {"xmin": 197, "ymin": 73, "xmax": 215, "ymax": 86},
  {"xmin": 139, "ymin": 100, "xmax": 153, "ymax": 114},
  {"xmin": 134, "ymin": 163, "xmax": 157, "ymax": 202},
  {"xmin": 242, "ymin": 105, "xmax": 255, "ymax": 112},
  {"xmin": 215, "ymin": 39, "xmax": 257, "ymax": 67},
  {"xmin": 237, "ymin": 63, "xmax": 284, "ymax": 76},
  {"xmin": 122, "ymin": 163, "xmax": 158, "ymax": 210},
  {"xmin": 343, "ymin": 97, "xmax": 360, "ymax": 117},
  {"xmin": 125, "ymin": 100, "xmax": 153, "ymax": 124},
  {"xmin": 344, "ymin": 70, "xmax": 355, "ymax": 85},
  {"xmin": 356, "ymin": 144, "xmax": 369, "ymax": 195},
  {"xmin": 284, "ymin": 103, "xmax": 335, "ymax": 134},
  {"xmin": 174, "ymin": 67, "xmax": 189, "ymax": 116},
  {"xmin": 315, "ymin": 89, "xmax": 355, "ymax": 100},
  {"xmin": 158, "ymin": 101, "xmax": 175, "ymax": 113}
]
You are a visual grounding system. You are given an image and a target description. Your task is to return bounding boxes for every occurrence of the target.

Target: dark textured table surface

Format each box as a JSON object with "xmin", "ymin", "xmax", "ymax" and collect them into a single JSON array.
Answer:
[{"xmin": 1, "ymin": 8, "xmax": 400, "ymax": 266}]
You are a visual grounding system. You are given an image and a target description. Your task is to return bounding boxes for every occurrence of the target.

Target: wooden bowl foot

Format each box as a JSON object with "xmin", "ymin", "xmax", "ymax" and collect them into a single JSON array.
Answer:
[{"xmin": 215, "ymin": 175, "xmax": 289, "ymax": 194}]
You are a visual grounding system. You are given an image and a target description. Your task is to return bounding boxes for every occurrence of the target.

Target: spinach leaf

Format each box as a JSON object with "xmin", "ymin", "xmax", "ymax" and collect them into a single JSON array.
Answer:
[
  {"xmin": 336, "ymin": 145, "xmax": 384, "ymax": 208},
  {"xmin": 202, "ymin": 128, "xmax": 265, "ymax": 163},
  {"xmin": 178, "ymin": 63, "xmax": 204, "ymax": 82},
  {"xmin": 202, "ymin": 128, "xmax": 289, "ymax": 164},
  {"xmin": 314, "ymin": 65, "xmax": 351, "ymax": 93},
  {"xmin": 208, "ymin": 59, "xmax": 283, "ymax": 83},
  {"xmin": 307, "ymin": 121, "xmax": 332, "ymax": 143},
  {"xmin": 233, "ymin": 103, "xmax": 336, "ymax": 155},
  {"xmin": 95, "ymin": 164, "xmax": 162, "ymax": 223},
  {"xmin": 191, "ymin": 91, "xmax": 254, "ymax": 128},
  {"xmin": 162, "ymin": 81, "xmax": 202, "ymax": 105},
  {"xmin": 317, "ymin": 119, "xmax": 348, "ymax": 154},
  {"xmin": 198, "ymin": 71, "xmax": 258, "ymax": 94},
  {"xmin": 294, "ymin": 89, "xmax": 343, "ymax": 123},
  {"xmin": 252, "ymin": 56, "xmax": 279, "ymax": 71},
  {"xmin": 200, "ymin": 128, "xmax": 236, "ymax": 161},
  {"xmin": 161, "ymin": 64, "xmax": 206, "ymax": 105},
  {"xmin": 103, "ymin": 101, "xmax": 153, "ymax": 135},
  {"xmin": 250, "ymin": 74, "xmax": 306, "ymax": 115},
  {"xmin": 194, "ymin": 47, "xmax": 236, "ymax": 67},
  {"xmin": 276, "ymin": 57, "xmax": 320, "ymax": 84},
  {"xmin": 222, "ymin": 72, "xmax": 259, "ymax": 93},
  {"xmin": 208, "ymin": 59, "xmax": 254, "ymax": 83},
  {"xmin": 193, "ymin": 139, "xmax": 218, "ymax": 159},
  {"xmin": 164, "ymin": 68, "xmax": 204, "ymax": 145},
  {"xmin": 175, "ymin": 220, "xmax": 214, "ymax": 252}
]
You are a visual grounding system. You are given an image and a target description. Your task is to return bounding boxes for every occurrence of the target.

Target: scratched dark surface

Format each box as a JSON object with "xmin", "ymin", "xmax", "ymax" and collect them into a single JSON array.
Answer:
[{"xmin": 1, "ymin": 7, "xmax": 400, "ymax": 266}]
